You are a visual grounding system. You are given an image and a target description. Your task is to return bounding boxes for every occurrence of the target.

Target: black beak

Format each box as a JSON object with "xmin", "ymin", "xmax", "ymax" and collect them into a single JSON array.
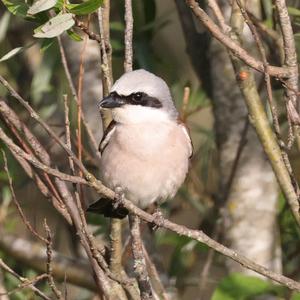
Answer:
[{"xmin": 98, "ymin": 95, "xmax": 125, "ymax": 109}]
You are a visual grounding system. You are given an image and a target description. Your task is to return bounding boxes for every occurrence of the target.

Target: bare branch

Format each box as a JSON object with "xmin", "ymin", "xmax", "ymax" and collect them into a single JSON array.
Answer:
[
  {"xmin": 74, "ymin": 17, "xmax": 101, "ymax": 43},
  {"xmin": 44, "ymin": 220, "xmax": 63, "ymax": 299},
  {"xmin": 0, "ymin": 259, "xmax": 50, "ymax": 300},
  {"xmin": 129, "ymin": 214, "xmax": 153, "ymax": 299},
  {"xmin": 2, "ymin": 150, "xmax": 47, "ymax": 243},
  {"xmin": 0, "ymin": 127, "xmax": 86, "ymax": 185},
  {"xmin": 57, "ymin": 37, "xmax": 101, "ymax": 160},
  {"xmin": 0, "ymin": 232, "xmax": 96, "ymax": 291},
  {"xmin": 185, "ymin": 0, "xmax": 291, "ymax": 77},
  {"xmin": 124, "ymin": 0, "xmax": 134, "ymax": 73},
  {"xmin": 142, "ymin": 244, "xmax": 170, "ymax": 300},
  {"xmin": 274, "ymin": 0, "xmax": 300, "ymax": 148}
]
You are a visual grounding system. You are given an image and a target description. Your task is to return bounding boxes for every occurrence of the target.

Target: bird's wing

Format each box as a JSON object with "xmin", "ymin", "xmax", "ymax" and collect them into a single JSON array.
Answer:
[
  {"xmin": 179, "ymin": 122, "xmax": 193, "ymax": 159},
  {"xmin": 99, "ymin": 120, "xmax": 116, "ymax": 154}
]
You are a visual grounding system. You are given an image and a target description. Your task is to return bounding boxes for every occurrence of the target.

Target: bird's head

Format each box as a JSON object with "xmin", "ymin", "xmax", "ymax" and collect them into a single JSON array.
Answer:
[{"xmin": 98, "ymin": 69, "xmax": 178, "ymax": 124}]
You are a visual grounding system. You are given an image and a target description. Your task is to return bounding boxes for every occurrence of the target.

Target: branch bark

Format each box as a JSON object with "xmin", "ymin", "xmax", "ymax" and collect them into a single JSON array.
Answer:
[{"xmin": 185, "ymin": 0, "xmax": 291, "ymax": 77}]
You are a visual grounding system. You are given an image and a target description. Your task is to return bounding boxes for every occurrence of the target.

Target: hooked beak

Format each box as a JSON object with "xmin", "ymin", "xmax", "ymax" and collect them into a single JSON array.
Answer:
[{"xmin": 98, "ymin": 95, "xmax": 125, "ymax": 109}]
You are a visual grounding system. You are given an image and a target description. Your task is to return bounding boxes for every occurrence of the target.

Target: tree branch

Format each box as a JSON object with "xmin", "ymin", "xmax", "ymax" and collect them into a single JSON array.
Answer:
[
  {"xmin": 185, "ymin": 0, "xmax": 291, "ymax": 77},
  {"xmin": 129, "ymin": 214, "xmax": 153, "ymax": 300}
]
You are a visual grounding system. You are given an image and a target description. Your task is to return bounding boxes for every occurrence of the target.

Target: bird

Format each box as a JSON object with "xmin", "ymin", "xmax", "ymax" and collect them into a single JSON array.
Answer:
[{"xmin": 87, "ymin": 69, "xmax": 193, "ymax": 218}]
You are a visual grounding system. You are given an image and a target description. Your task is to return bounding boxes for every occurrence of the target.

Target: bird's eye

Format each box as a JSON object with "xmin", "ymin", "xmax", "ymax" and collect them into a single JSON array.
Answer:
[{"xmin": 133, "ymin": 92, "xmax": 143, "ymax": 101}]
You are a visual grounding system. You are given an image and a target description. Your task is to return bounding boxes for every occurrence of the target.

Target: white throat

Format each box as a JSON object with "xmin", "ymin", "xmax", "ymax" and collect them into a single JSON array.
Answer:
[{"xmin": 112, "ymin": 105, "xmax": 172, "ymax": 124}]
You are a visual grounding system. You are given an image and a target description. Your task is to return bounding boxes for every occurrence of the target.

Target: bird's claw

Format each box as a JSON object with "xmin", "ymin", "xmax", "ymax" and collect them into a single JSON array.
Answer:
[
  {"xmin": 151, "ymin": 209, "xmax": 164, "ymax": 230},
  {"xmin": 113, "ymin": 186, "xmax": 125, "ymax": 209}
]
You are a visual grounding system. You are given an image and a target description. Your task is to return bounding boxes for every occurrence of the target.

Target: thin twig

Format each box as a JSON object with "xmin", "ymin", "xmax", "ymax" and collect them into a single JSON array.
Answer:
[
  {"xmin": 207, "ymin": 0, "xmax": 230, "ymax": 33},
  {"xmin": 74, "ymin": 17, "xmax": 101, "ymax": 43},
  {"xmin": 198, "ymin": 221, "xmax": 221, "ymax": 299},
  {"xmin": 235, "ymin": 0, "xmax": 283, "ymax": 144},
  {"xmin": 0, "ymin": 100, "xmax": 64, "ymax": 204},
  {"xmin": 274, "ymin": 0, "xmax": 300, "ymax": 148},
  {"xmin": 0, "ymin": 259, "xmax": 50, "ymax": 300},
  {"xmin": 142, "ymin": 244, "xmax": 169, "ymax": 300},
  {"xmin": 2, "ymin": 150, "xmax": 47, "ymax": 243},
  {"xmin": 57, "ymin": 37, "xmax": 101, "ymax": 160},
  {"xmin": 44, "ymin": 220, "xmax": 63, "ymax": 299},
  {"xmin": 63, "ymin": 95, "xmax": 75, "ymax": 174},
  {"xmin": 185, "ymin": 0, "xmax": 291, "ymax": 77},
  {"xmin": 98, "ymin": 1, "xmax": 113, "ymax": 128},
  {"xmin": 181, "ymin": 86, "xmax": 191, "ymax": 122},
  {"xmin": 235, "ymin": 0, "xmax": 300, "ymax": 205},
  {"xmin": 0, "ymin": 128, "xmax": 86, "ymax": 185},
  {"xmin": 129, "ymin": 214, "xmax": 153, "ymax": 300},
  {"xmin": 109, "ymin": 218, "xmax": 123, "ymax": 274},
  {"xmin": 0, "ymin": 100, "xmax": 71, "ymax": 223},
  {"xmin": 124, "ymin": 0, "xmax": 134, "ymax": 73},
  {"xmin": 0, "ymin": 232, "xmax": 96, "ymax": 291},
  {"xmin": 77, "ymin": 29, "xmax": 89, "ymax": 211}
]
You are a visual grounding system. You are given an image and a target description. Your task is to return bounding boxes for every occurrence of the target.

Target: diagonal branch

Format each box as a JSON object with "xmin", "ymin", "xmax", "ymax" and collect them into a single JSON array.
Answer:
[{"xmin": 185, "ymin": 0, "xmax": 291, "ymax": 77}]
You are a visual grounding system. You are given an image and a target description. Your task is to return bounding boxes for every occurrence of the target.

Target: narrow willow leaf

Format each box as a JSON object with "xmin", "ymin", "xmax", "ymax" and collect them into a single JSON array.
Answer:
[
  {"xmin": 67, "ymin": 0, "xmax": 103, "ymax": 15},
  {"xmin": 40, "ymin": 38, "xmax": 54, "ymax": 52},
  {"xmin": 54, "ymin": 0, "xmax": 63, "ymax": 9},
  {"xmin": 67, "ymin": 29, "xmax": 83, "ymax": 41},
  {"xmin": 0, "ymin": 43, "xmax": 35, "ymax": 62},
  {"xmin": 2, "ymin": 0, "xmax": 29, "ymax": 17},
  {"xmin": 28, "ymin": 0, "xmax": 57, "ymax": 15},
  {"xmin": 33, "ymin": 14, "xmax": 75, "ymax": 38}
]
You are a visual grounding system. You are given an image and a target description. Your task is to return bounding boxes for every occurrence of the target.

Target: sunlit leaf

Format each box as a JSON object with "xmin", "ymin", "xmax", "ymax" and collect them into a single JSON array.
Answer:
[
  {"xmin": 67, "ymin": 0, "xmax": 103, "ymax": 15},
  {"xmin": 33, "ymin": 13, "xmax": 75, "ymax": 38},
  {"xmin": 27, "ymin": 0, "xmax": 57, "ymax": 15},
  {"xmin": 0, "ymin": 43, "xmax": 35, "ymax": 62}
]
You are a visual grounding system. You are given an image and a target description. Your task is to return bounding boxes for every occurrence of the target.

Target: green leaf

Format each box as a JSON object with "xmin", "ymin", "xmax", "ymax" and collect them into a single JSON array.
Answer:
[
  {"xmin": 55, "ymin": 0, "xmax": 63, "ymax": 9},
  {"xmin": 27, "ymin": 0, "xmax": 57, "ymax": 15},
  {"xmin": 67, "ymin": 0, "xmax": 103, "ymax": 15},
  {"xmin": 211, "ymin": 273, "xmax": 282, "ymax": 300},
  {"xmin": 288, "ymin": 6, "xmax": 300, "ymax": 17},
  {"xmin": 2, "ymin": 0, "xmax": 30, "ymax": 18},
  {"xmin": 33, "ymin": 13, "xmax": 75, "ymax": 38},
  {"xmin": 0, "ymin": 42, "xmax": 35, "ymax": 62},
  {"xmin": 67, "ymin": 29, "xmax": 83, "ymax": 41},
  {"xmin": 40, "ymin": 38, "xmax": 55, "ymax": 52}
]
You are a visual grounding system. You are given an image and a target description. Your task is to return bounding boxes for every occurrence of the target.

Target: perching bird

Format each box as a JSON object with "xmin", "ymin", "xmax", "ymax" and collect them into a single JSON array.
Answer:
[{"xmin": 87, "ymin": 69, "xmax": 193, "ymax": 218}]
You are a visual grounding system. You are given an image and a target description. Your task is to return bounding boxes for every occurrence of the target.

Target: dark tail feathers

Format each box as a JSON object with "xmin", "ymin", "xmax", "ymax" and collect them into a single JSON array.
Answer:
[{"xmin": 87, "ymin": 198, "xmax": 128, "ymax": 219}]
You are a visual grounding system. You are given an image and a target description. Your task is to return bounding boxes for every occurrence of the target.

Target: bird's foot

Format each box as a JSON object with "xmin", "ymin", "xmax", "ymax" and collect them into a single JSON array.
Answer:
[
  {"xmin": 113, "ymin": 186, "xmax": 125, "ymax": 209},
  {"xmin": 151, "ymin": 208, "xmax": 164, "ymax": 231}
]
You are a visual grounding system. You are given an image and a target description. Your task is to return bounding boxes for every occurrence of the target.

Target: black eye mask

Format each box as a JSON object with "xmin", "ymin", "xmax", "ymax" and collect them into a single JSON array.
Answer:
[{"xmin": 111, "ymin": 92, "xmax": 162, "ymax": 108}]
